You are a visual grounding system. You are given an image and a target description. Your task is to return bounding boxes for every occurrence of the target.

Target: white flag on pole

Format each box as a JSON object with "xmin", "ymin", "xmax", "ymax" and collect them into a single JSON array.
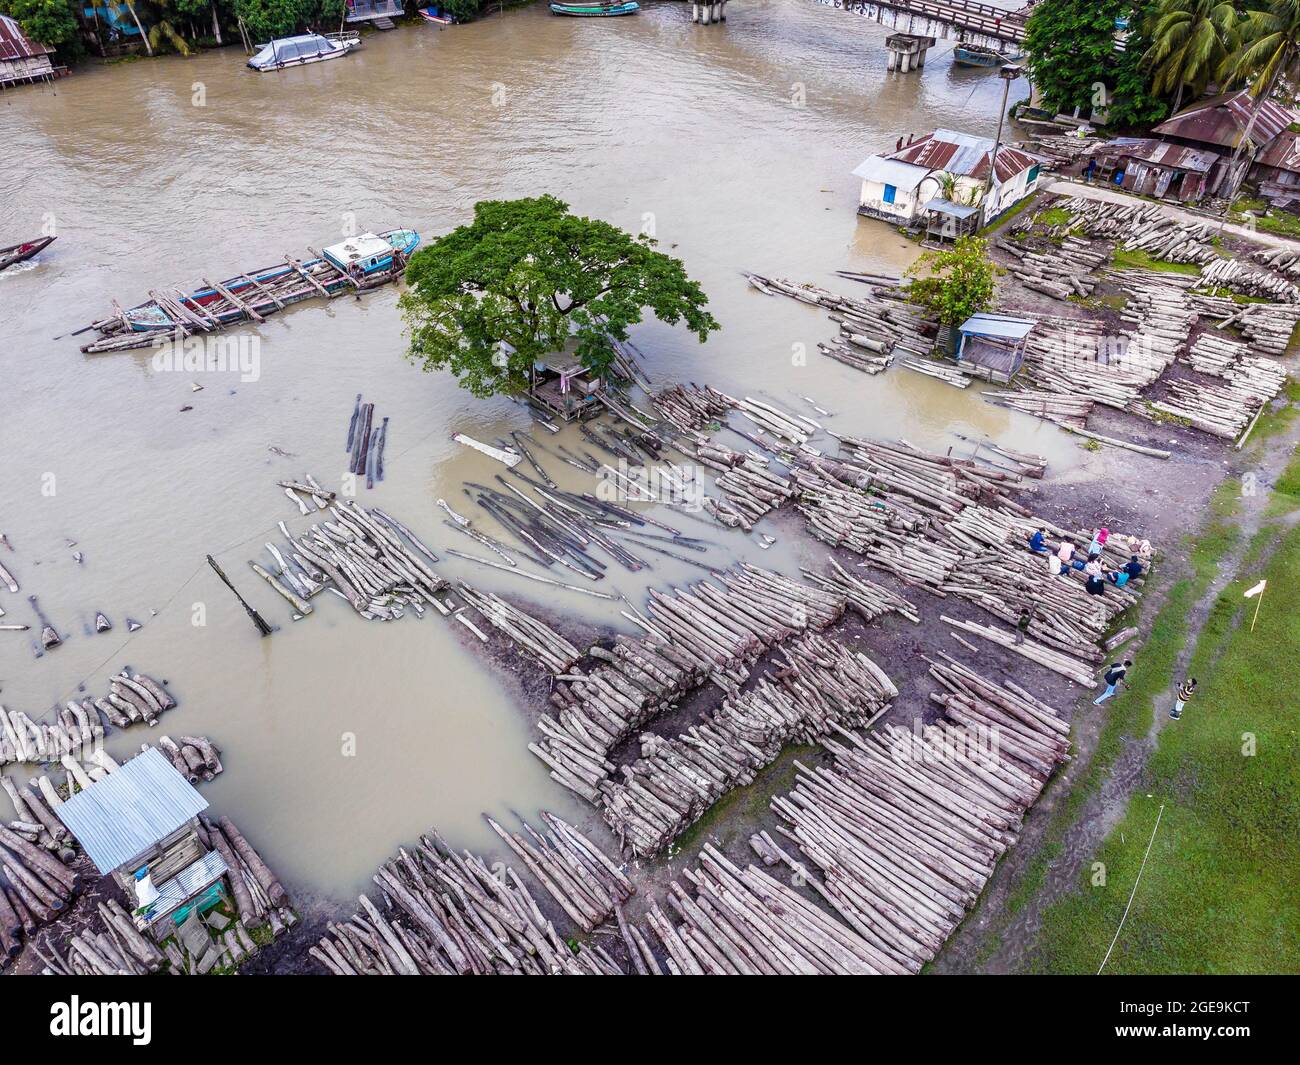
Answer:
[{"xmin": 1244, "ymin": 579, "xmax": 1267, "ymax": 599}]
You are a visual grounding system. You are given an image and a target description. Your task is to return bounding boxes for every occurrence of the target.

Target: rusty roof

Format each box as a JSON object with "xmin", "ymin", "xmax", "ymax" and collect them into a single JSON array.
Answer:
[
  {"xmin": 1094, "ymin": 137, "xmax": 1219, "ymax": 173},
  {"xmin": 888, "ymin": 128, "xmax": 1039, "ymax": 183},
  {"xmin": 0, "ymin": 14, "xmax": 54, "ymax": 61},
  {"xmin": 1254, "ymin": 128, "xmax": 1300, "ymax": 174},
  {"xmin": 1154, "ymin": 90, "xmax": 1298, "ymax": 152}
]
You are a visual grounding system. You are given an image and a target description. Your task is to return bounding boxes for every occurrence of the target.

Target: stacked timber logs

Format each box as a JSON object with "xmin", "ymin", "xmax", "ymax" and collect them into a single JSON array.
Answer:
[
  {"xmin": 744, "ymin": 272, "xmax": 932, "ymax": 361},
  {"xmin": 1147, "ymin": 378, "xmax": 1263, "ymax": 439},
  {"xmin": 1188, "ymin": 293, "xmax": 1300, "ymax": 357},
  {"xmin": 456, "ymin": 584, "xmax": 581, "ymax": 672},
  {"xmin": 32, "ymin": 899, "xmax": 169, "ymax": 975},
  {"xmin": 637, "ymin": 843, "xmax": 895, "ymax": 974},
  {"xmin": 801, "ymin": 556, "xmax": 920, "ymax": 624},
  {"xmin": 153, "ymin": 735, "xmax": 224, "ymax": 784},
  {"xmin": 0, "ymin": 819, "xmax": 81, "ymax": 966},
  {"xmin": 1200, "ymin": 255, "xmax": 1300, "ymax": 303},
  {"xmin": 1, "ymin": 670, "xmax": 177, "ymax": 766},
  {"xmin": 1061, "ymin": 197, "xmax": 1216, "ymax": 265},
  {"xmin": 601, "ymin": 634, "xmax": 897, "ymax": 857},
  {"xmin": 765, "ymin": 661, "xmax": 1070, "ymax": 972},
  {"xmin": 650, "ymin": 384, "xmax": 732, "ymax": 433},
  {"xmin": 486, "ymin": 812, "xmax": 636, "ymax": 932},
  {"xmin": 311, "ymin": 827, "xmax": 624, "ymax": 975},
  {"xmin": 673, "ymin": 435, "xmax": 794, "ymax": 530},
  {"xmin": 994, "ymin": 235, "xmax": 1108, "ymax": 301},
  {"xmin": 1186, "ymin": 333, "xmax": 1289, "ymax": 406},
  {"xmin": 265, "ymin": 494, "xmax": 448, "ymax": 621},
  {"xmin": 202, "ymin": 814, "xmax": 294, "ymax": 935}
]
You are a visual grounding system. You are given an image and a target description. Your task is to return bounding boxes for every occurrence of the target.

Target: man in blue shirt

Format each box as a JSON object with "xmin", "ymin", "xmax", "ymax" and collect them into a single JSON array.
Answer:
[{"xmin": 1028, "ymin": 527, "xmax": 1048, "ymax": 553}]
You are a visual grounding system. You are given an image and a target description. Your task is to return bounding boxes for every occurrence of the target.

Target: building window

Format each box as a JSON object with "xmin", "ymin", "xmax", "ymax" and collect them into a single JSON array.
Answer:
[{"xmin": 883, "ymin": 184, "xmax": 897, "ymax": 205}]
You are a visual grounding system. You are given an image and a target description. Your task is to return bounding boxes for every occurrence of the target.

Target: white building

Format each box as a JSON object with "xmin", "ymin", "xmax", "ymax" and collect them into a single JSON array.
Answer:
[{"xmin": 854, "ymin": 128, "xmax": 1044, "ymax": 236}]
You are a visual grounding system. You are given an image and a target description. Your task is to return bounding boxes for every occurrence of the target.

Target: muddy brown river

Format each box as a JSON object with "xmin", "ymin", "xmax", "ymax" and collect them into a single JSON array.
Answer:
[{"xmin": 0, "ymin": 2, "xmax": 1053, "ymax": 903}]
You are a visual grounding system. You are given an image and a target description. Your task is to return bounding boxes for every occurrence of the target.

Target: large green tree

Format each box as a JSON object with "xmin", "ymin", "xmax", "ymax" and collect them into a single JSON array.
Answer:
[
  {"xmin": 1143, "ymin": 0, "xmax": 1241, "ymax": 112},
  {"xmin": 231, "ymin": 0, "xmax": 343, "ymax": 42},
  {"xmin": 1024, "ymin": 0, "xmax": 1167, "ymax": 128},
  {"xmin": 5, "ymin": 0, "xmax": 81, "ymax": 51},
  {"xmin": 400, "ymin": 196, "xmax": 718, "ymax": 398}
]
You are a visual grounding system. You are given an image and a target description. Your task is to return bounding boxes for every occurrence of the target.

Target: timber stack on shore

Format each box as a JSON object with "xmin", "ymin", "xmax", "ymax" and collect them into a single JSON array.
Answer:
[{"xmin": 311, "ymin": 817, "xmax": 625, "ymax": 975}]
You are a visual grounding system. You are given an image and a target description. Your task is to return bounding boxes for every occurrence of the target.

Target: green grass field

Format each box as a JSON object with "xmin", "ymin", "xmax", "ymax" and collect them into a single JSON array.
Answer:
[{"xmin": 1031, "ymin": 463, "xmax": 1300, "ymax": 974}]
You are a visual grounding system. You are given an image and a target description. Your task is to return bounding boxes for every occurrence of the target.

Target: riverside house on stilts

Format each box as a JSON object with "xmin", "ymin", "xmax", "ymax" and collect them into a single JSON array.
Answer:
[
  {"xmin": 528, "ymin": 355, "xmax": 604, "ymax": 422},
  {"xmin": 0, "ymin": 14, "xmax": 65, "ymax": 87},
  {"xmin": 954, "ymin": 313, "xmax": 1035, "ymax": 383}
]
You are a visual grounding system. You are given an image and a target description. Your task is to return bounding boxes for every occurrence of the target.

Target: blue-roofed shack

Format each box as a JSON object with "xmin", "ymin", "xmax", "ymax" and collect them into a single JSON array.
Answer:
[
  {"xmin": 55, "ymin": 748, "xmax": 229, "ymax": 936},
  {"xmin": 956, "ymin": 313, "xmax": 1036, "ymax": 382}
]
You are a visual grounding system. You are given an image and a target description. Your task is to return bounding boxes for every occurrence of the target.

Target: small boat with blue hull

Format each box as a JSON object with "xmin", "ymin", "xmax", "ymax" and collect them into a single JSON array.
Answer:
[
  {"xmin": 419, "ymin": 5, "xmax": 458, "ymax": 22},
  {"xmin": 953, "ymin": 44, "xmax": 1023, "ymax": 68},
  {"xmin": 549, "ymin": 1, "xmax": 639, "ymax": 15},
  {"xmin": 82, "ymin": 229, "xmax": 421, "ymax": 353}
]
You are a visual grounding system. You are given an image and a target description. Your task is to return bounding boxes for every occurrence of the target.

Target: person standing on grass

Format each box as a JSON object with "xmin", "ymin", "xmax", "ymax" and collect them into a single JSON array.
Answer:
[
  {"xmin": 1094, "ymin": 659, "xmax": 1133, "ymax": 704},
  {"xmin": 1170, "ymin": 677, "xmax": 1197, "ymax": 720}
]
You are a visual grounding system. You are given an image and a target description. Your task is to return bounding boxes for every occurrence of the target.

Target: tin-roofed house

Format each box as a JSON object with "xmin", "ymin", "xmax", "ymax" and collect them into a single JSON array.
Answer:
[
  {"xmin": 955, "ymin": 313, "xmax": 1035, "ymax": 383},
  {"xmin": 0, "ymin": 13, "xmax": 64, "ymax": 88},
  {"xmin": 54, "ymin": 748, "xmax": 229, "ymax": 939},
  {"xmin": 1152, "ymin": 89, "xmax": 1300, "ymax": 197},
  {"xmin": 1085, "ymin": 138, "xmax": 1221, "ymax": 203},
  {"xmin": 853, "ymin": 129, "xmax": 1044, "ymax": 235},
  {"xmin": 1249, "ymin": 128, "xmax": 1300, "ymax": 207}
]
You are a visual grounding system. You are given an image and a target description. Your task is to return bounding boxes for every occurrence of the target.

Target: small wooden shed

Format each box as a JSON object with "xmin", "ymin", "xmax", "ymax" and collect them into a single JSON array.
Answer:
[
  {"xmin": 55, "ymin": 748, "xmax": 229, "ymax": 939},
  {"xmin": 528, "ymin": 355, "xmax": 603, "ymax": 422},
  {"xmin": 956, "ymin": 313, "xmax": 1035, "ymax": 382}
]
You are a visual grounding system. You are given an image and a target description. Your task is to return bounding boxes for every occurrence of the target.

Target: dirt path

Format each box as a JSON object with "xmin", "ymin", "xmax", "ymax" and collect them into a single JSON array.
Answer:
[{"xmin": 933, "ymin": 408, "xmax": 1298, "ymax": 974}]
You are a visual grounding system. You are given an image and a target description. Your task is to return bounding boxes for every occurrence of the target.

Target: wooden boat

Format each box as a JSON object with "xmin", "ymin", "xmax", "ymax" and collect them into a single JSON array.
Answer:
[
  {"xmin": 0, "ymin": 235, "xmax": 55, "ymax": 272},
  {"xmin": 418, "ymin": 6, "xmax": 457, "ymax": 22},
  {"xmin": 549, "ymin": 1, "xmax": 639, "ymax": 15},
  {"xmin": 953, "ymin": 44, "xmax": 1022, "ymax": 68},
  {"xmin": 247, "ymin": 32, "xmax": 360, "ymax": 72},
  {"xmin": 80, "ymin": 229, "xmax": 420, "ymax": 352}
]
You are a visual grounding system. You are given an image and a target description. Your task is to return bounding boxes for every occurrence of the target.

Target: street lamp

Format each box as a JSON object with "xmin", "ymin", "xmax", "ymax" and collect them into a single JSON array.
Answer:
[{"xmin": 982, "ymin": 63, "xmax": 1023, "ymax": 227}]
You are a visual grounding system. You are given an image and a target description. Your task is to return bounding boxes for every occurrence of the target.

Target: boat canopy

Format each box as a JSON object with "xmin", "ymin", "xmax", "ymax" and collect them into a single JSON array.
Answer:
[
  {"xmin": 249, "ymin": 34, "xmax": 336, "ymax": 70},
  {"xmin": 323, "ymin": 233, "xmax": 396, "ymax": 271}
]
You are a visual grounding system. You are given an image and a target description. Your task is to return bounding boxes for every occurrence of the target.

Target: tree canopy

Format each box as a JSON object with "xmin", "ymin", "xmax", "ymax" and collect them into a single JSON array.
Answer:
[
  {"xmin": 6, "ymin": 0, "xmax": 81, "ymax": 52},
  {"xmin": 400, "ymin": 196, "xmax": 719, "ymax": 398},
  {"xmin": 904, "ymin": 236, "xmax": 998, "ymax": 328},
  {"xmin": 1024, "ymin": 0, "xmax": 1167, "ymax": 129}
]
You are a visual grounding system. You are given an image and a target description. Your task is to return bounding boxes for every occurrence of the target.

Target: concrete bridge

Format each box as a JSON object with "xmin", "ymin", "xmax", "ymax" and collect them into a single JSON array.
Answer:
[{"xmin": 825, "ymin": 0, "xmax": 1033, "ymax": 52}]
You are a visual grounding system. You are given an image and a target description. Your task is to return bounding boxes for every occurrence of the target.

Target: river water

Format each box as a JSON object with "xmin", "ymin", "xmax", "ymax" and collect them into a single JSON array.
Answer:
[{"xmin": 0, "ymin": 2, "xmax": 1051, "ymax": 903}]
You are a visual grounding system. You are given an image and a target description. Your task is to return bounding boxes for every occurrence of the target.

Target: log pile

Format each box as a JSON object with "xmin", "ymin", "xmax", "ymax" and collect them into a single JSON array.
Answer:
[
  {"xmin": 1061, "ymin": 197, "xmax": 1216, "ymax": 265},
  {"xmin": 31, "ymin": 900, "xmax": 167, "ymax": 976},
  {"xmin": 994, "ymin": 235, "xmax": 1109, "ymax": 301},
  {"xmin": 456, "ymin": 584, "xmax": 581, "ymax": 673},
  {"xmin": 1186, "ymin": 332, "xmax": 1289, "ymax": 406},
  {"xmin": 266, "ymin": 494, "xmax": 448, "ymax": 621},
  {"xmin": 153, "ymin": 735, "xmax": 224, "ymax": 784},
  {"xmin": 601, "ymin": 633, "xmax": 897, "ymax": 857},
  {"xmin": 531, "ymin": 563, "xmax": 862, "ymax": 804},
  {"xmin": 744, "ymin": 272, "xmax": 932, "ymax": 361},
  {"xmin": 311, "ymin": 827, "xmax": 623, "ymax": 975},
  {"xmin": 1, "ymin": 670, "xmax": 177, "ymax": 766},
  {"xmin": 1188, "ymin": 293, "xmax": 1300, "ymax": 357},
  {"xmin": 760, "ymin": 661, "xmax": 1069, "ymax": 972},
  {"xmin": 650, "ymin": 383, "xmax": 733, "ymax": 434},
  {"xmin": 637, "ymin": 843, "xmax": 894, "ymax": 973},
  {"xmin": 801, "ymin": 556, "xmax": 921, "ymax": 624},
  {"xmin": 0, "ymin": 818, "xmax": 81, "ymax": 965},
  {"xmin": 676, "ymin": 435, "xmax": 795, "ymax": 530},
  {"xmin": 1200, "ymin": 255, "xmax": 1300, "ymax": 303},
  {"xmin": 1147, "ymin": 377, "xmax": 1263, "ymax": 439}
]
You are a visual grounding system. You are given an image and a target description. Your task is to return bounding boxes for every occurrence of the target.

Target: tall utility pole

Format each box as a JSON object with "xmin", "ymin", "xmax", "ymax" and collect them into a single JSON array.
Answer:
[{"xmin": 982, "ymin": 64, "xmax": 1023, "ymax": 227}]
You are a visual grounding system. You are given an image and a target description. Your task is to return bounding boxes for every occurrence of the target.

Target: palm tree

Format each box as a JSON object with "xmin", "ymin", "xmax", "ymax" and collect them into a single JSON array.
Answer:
[
  {"xmin": 124, "ymin": 0, "xmax": 154, "ymax": 56},
  {"xmin": 1143, "ymin": 0, "xmax": 1241, "ymax": 113},
  {"xmin": 1219, "ymin": 0, "xmax": 1300, "ymax": 200}
]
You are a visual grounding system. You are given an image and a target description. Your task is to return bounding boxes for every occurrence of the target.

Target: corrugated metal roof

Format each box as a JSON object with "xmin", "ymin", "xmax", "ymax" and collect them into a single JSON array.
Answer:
[
  {"xmin": 143, "ymin": 850, "xmax": 229, "ymax": 926},
  {"xmin": 1255, "ymin": 128, "xmax": 1300, "ymax": 173},
  {"xmin": 852, "ymin": 155, "xmax": 931, "ymax": 189},
  {"xmin": 1094, "ymin": 137, "xmax": 1218, "ymax": 173},
  {"xmin": 889, "ymin": 128, "xmax": 1039, "ymax": 183},
  {"xmin": 960, "ymin": 313, "xmax": 1036, "ymax": 339},
  {"xmin": 924, "ymin": 197, "xmax": 980, "ymax": 219},
  {"xmin": 0, "ymin": 14, "xmax": 54, "ymax": 61},
  {"xmin": 1155, "ymin": 90, "xmax": 1298, "ymax": 152},
  {"xmin": 55, "ymin": 748, "xmax": 208, "ymax": 874}
]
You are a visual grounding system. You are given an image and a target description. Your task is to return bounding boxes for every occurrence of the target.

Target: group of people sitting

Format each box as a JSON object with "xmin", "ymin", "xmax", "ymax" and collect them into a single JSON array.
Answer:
[{"xmin": 1027, "ymin": 526, "xmax": 1150, "ymax": 596}]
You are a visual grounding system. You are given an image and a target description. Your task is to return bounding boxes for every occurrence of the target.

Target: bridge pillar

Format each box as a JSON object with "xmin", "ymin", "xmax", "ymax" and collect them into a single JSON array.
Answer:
[
  {"xmin": 884, "ymin": 33, "xmax": 936, "ymax": 74},
  {"xmin": 692, "ymin": 0, "xmax": 726, "ymax": 24}
]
